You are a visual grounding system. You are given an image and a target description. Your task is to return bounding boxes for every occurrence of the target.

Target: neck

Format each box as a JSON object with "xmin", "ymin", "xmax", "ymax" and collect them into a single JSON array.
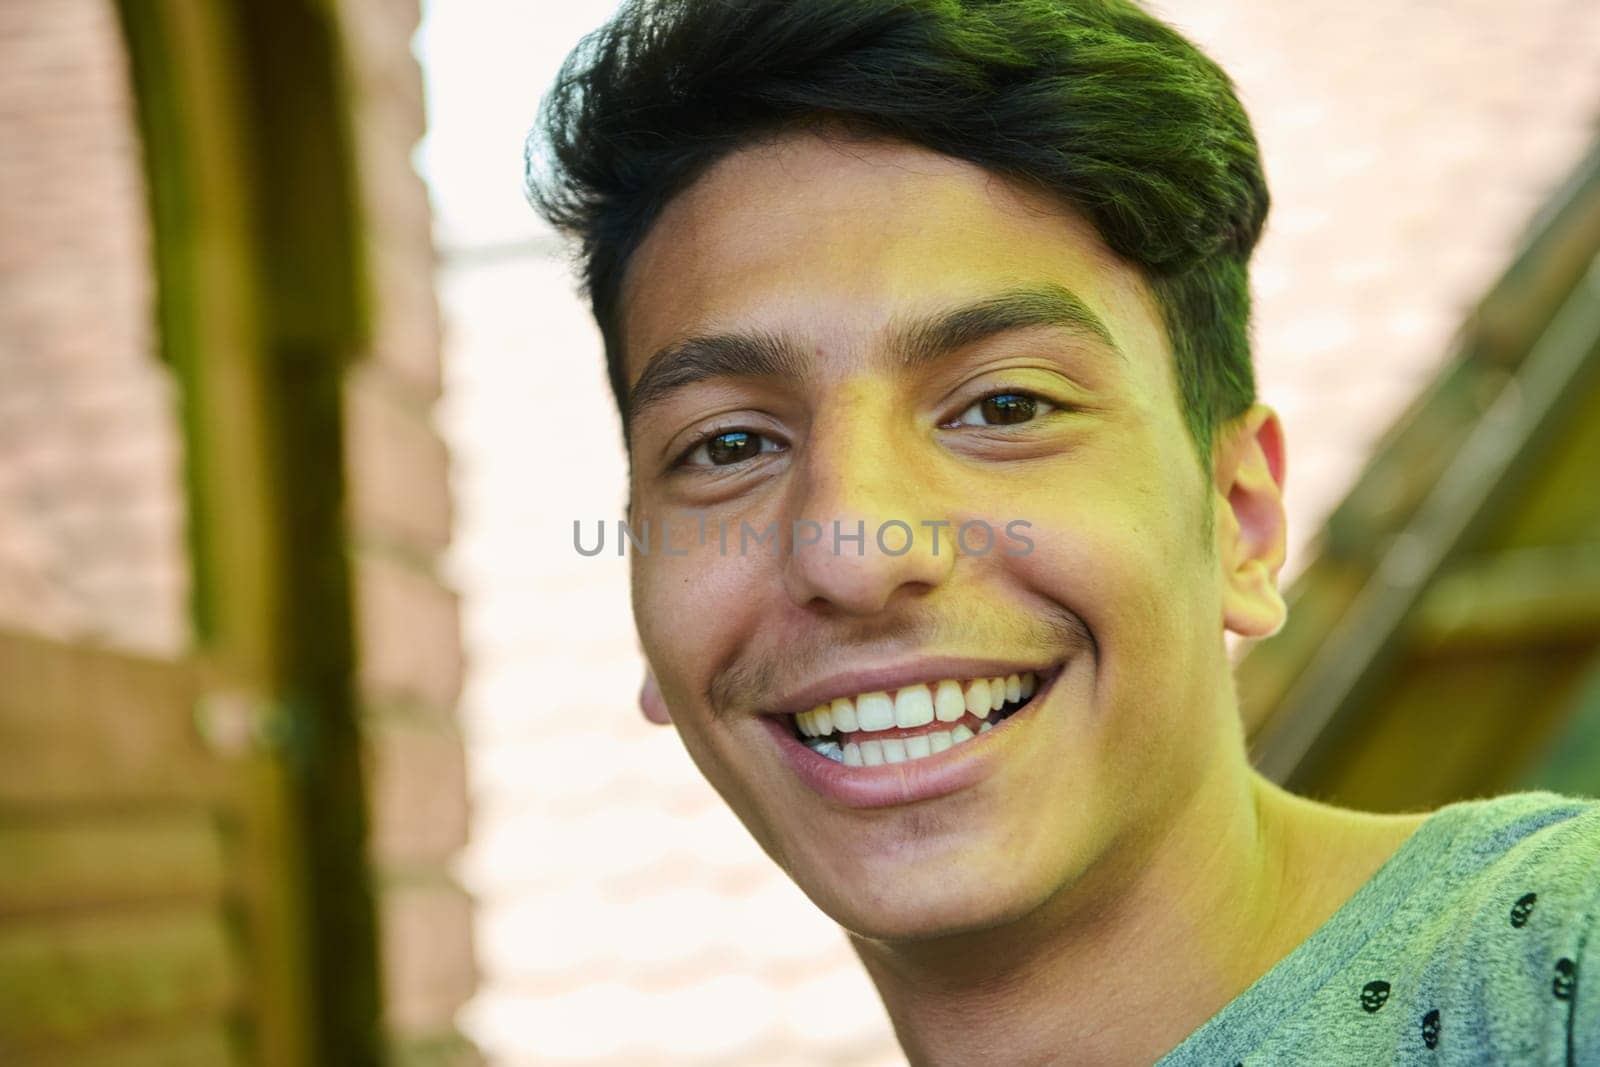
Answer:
[{"xmin": 849, "ymin": 736, "xmax": 1399, "ymax": 1066}]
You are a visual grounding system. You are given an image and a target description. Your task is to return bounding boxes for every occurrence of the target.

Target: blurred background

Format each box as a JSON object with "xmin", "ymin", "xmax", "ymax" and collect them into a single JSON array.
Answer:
[{"xmin": 2, "ymin": 0, "xmax": 1599, "ymax": 1064}]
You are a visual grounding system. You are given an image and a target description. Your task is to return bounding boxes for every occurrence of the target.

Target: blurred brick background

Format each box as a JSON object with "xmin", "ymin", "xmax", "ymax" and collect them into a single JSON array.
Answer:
[
  {"xmin": 336, "ymin": 0, "xmax": 479, "ymax": 1054},
  {"xmin": 6, "ymin": 0, "xmax": 1598, "ymax": 1063},
  {"xmin": 0, "ymin": 0, "xmax": 477, "ymax": 1057},
  {"xmin": 423, "ymin": 1, "xmax": 1600, "ymax": 1064},
  {"xmin": 0, "ymin": 0, "xmax": 186, "ymax": 655}
]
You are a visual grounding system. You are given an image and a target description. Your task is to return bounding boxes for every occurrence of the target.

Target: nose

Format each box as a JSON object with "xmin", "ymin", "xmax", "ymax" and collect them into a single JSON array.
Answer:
[{"xmin": 781, "ymin": 390, "xmax": 955, "ymax": 615}]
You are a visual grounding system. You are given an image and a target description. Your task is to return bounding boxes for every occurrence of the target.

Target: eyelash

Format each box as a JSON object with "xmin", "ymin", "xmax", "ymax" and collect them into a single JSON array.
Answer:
[
  {"xmin": 942, "ymin": 387, "xmax": 1060, "ymax": 429},
  {"xmin": 672, "ymin": 388, "xmax": 1061, "ymax": 470},
  {"xmin": 673, "ymin": 423, "xmax": 784, "ymax": 471}
]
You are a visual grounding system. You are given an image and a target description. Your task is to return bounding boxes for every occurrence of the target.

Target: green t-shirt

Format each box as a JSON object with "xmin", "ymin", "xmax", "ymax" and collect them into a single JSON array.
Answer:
[{"xmin": 1160, "ymin": 791, "xmax": 1600, "ymax": 1065}]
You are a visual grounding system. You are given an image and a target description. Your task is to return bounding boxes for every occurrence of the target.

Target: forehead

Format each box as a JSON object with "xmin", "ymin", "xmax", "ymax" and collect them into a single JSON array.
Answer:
[{"xmin": 619, "ymin": 132, "xmax": 1170, "ymax": 394}]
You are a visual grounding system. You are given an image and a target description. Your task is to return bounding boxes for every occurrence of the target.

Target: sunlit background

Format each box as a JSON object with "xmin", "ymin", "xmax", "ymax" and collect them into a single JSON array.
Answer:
[{"xmin": 2, "ymin": 1, "xmax": 1599, "ymax": 1063}]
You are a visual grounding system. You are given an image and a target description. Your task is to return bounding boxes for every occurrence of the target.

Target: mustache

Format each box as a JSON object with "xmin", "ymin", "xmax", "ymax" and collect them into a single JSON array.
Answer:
[{"xmin": 705, "ymin": 608, "xmax": 1097, "ymax": 720}]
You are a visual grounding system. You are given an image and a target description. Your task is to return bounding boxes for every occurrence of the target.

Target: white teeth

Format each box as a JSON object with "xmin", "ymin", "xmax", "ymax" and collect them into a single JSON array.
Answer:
[
  {"xmin": 830, "ymin": 696, "xmax": 858, "ymax": 733},
  {"xmin": 813, "ymin": 722, "xmax": 991, "ymax": 767},
  {"xmin": 793, "ymin": 667, "xmax": 1049, "ymax": 757},
  {"xmin": 934, "ymin": 680, "xmax": 966, "ymax": 722},
  {"xmin": 813, "ymin": 703, "xmax": 834, "ymax": 736},
  {"xmin": 856, "ymin": 692, "xmax": 896, "ymax": 732},
  {"xmin": 893, "ymin": 686, "xmax": 935, "ymax": 729},
  {"xmin": 978, "ymin": 721, "xmax": 993, "ymax": 733}
]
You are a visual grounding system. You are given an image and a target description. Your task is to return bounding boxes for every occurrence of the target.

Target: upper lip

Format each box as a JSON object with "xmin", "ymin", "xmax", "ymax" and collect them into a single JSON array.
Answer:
[{"xmin": 760, "ymin": 656, "xmax": 1060, "ymax": 719}]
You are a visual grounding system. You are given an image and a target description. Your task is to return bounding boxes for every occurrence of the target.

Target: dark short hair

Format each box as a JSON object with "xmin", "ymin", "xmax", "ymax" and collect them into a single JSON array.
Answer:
[{"xmin": 529, "ymin": 0, "xmax": 1269, "ymax": 465}]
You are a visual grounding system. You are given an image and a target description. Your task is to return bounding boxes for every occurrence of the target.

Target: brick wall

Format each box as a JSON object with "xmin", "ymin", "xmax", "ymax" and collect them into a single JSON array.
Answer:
[
  {"xmin": 0, "ymin": 0, "xmax": 478, "ymax": 1059},
  {"xmin": 0, "ymin": 0, "xmax": 188, "ymax": 656},
  {"xmin": 335, "ymin": 0, "xmax": 479, "ymax": 1060}
]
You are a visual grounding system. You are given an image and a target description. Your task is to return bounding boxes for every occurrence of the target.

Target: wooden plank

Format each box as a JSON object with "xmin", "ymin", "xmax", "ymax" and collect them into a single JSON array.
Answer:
[
  {"xmin": 0, "ymin": 811, "xmax": 227, "ymax": 917},
  {"xmin": 1321, "ymin": 142, "xmax": 1600, "ymax": 558},
  {"xmin": 1410, "ymin": 545, "xmax": 1600, "ymax": 651},
  {"xmin": 1518, "ymin": 656, "xmax": 1600, "ymax": 796},
  {"xmin": 1480, "ymin": 362, "xmax": 1600, "ymax": 548},
  {"xmin": 26, "ymin": 1020, "xmax": 240, "ymax": 1067},
  {"xmin": 0, "ymin": 628, "xmax": 227, "ymax": 807},
  {"xmin": 1248, "ymin": 254, "xmax": 1600, "ymax": 785},
  {"xmin": 1240, "ymin": 145, "xmax": 1600, "ymax": 790},
  {"xmin": 1239, "ymin": 564, "xmax": 1365, "ymax": 736},
  {"xmin": 0, "ymin": 906, "xmax": 242, "ymax": 1051},
  {"xmin": 1297, "ymin": 643, "xmax": 1595, "ymax": 811},
  {"xmin": 115, "ymin": 0, "xmax": 389, "ymax": 1057}
]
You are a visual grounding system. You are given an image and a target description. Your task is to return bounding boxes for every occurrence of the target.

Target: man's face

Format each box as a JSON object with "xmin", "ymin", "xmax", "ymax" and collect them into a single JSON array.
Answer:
[{"xmin": 618, "ymin": 133, "xmax": 1246, "ymax": 942}]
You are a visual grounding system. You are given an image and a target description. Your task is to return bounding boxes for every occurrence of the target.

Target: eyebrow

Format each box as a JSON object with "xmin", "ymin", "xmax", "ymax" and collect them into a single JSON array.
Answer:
[{"xmin": 625, "ymin": 282, "xmax": 1120, "ymax": 428}]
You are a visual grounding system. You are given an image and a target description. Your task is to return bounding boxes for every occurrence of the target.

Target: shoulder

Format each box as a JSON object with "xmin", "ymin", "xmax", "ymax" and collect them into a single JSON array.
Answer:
[
  {"xmin": 1413, "ymin": 790, "xmax": 1600, "ymax": 949},
  {"xmin": 1415, "ymin": 791, "xmax": 1600, "ymax": 1060},
  {"xmin": 1430, "ymin": 790, "xmax": 1600, "ymax": 898}
]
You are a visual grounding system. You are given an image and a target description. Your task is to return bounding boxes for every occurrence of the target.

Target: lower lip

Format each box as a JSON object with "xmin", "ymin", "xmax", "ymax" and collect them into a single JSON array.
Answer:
[{"xmin": 762, "ymin": 668, "xmax": 1062, "ymax": 809}]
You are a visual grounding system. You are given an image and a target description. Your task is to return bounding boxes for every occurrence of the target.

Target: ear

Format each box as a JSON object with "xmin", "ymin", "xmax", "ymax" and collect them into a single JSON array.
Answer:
[
  {"xmin": 638, "ymin": 667, "xmax": 672, "ymax": 725},
  {"xmin": 1214, "ymin": 404, "xmax": 1288, "ymax": 639}
]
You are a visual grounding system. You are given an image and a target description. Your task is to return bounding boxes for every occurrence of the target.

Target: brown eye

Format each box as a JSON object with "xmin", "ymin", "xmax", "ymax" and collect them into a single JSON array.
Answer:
[
  {"xmin": 949, "ymin": 391, "xmax": 1052, "ymax": 428},
  {"xmin": 981, "ymin": 394, "xmax": 1036, "ymax": 424},
  {"xmin": 707, "ymin": 431, "xmax": 758, "ymax": 464},
  {"xmin": 681, "ymin": 429, "xmax": 782, "ymax": 468}
]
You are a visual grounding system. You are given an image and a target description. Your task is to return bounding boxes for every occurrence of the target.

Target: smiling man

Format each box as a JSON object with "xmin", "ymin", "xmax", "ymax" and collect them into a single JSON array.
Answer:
[{"xmin": 528, "ymin": 2, "xmax": 1600, "ymax": 1063}]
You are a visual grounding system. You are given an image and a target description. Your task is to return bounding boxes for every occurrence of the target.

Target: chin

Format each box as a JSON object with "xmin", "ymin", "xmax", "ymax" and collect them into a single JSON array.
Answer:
[
  {"xmin": 797, "ymin": 845, "xmax": 1061, "ymax": 945},
  {"xmin": 878, "ymin": 911, "xmax": 1033, "ymax": 947}
]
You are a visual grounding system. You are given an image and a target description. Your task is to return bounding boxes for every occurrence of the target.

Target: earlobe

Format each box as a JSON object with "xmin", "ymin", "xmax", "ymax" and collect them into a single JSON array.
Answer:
[
  {"xmin": 1218, "ymin": 405, "xmax": 1289, "ymax": 640},
  {"xmin": 1225, "ymin": 560, "xmax": 1288, "ymax": 639},
  {"xmin": 639, "ymin": 668, "xmax": 673, "ymax": 725}
]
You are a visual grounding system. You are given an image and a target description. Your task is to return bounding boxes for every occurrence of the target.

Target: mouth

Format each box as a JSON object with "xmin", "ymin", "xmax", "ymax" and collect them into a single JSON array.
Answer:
[{"xmin": 785, "ymin": 667, "xmax": 1058, "ymax": 767}]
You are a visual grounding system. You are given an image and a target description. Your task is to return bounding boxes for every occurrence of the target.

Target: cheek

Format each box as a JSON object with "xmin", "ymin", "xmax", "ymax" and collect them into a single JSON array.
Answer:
[
  {"xmin": 628, "ymin": 543, "xmax": 804, "ymax": 862},
  {"xmin": 1009, "ymin": 450, "xmax": 1213, "ymax": 718},
  {"xmin": 629, "ymin": 534, "xmax": 769, "ymax": 710},
  {"xmin": 1012, "ymin": 499, "xmax": 1174, "ymax": 659}
]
